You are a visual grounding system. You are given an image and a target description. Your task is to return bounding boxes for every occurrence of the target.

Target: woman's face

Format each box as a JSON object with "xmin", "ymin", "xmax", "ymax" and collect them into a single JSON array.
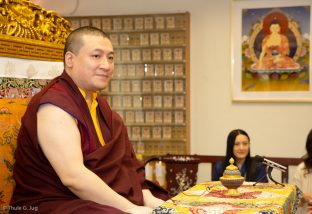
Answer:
[
  {"xmin": 269, "ymin": 23, "xmax": 281, "ymax": 33},
  {"xmin": 233, "ymin": 134, "xmax": 250, "ymax": 162}
]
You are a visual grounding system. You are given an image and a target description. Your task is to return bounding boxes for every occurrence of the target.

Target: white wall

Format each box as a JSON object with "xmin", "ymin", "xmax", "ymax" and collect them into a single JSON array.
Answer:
[{"xmin": 41, "ymin": 0, "xmax": 311, "ymax": 171}]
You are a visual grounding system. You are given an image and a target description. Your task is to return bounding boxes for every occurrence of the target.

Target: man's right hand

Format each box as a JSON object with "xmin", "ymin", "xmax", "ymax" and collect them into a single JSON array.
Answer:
[{"xmin": 126, "ymin": 205, "xmax": 153, "ymax": 214}]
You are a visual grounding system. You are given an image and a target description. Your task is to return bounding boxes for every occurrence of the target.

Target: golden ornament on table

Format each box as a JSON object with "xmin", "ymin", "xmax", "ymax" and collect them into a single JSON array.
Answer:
[{"xmin": 219, "ymin": 157, "xmax": 245, "ymax": 196}]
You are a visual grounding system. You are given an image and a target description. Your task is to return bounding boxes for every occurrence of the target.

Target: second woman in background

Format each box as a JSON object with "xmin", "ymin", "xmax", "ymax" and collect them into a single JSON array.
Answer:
[
  {"xmin": 212, "ymin": 129, "xmax": 268, "ymax": 182},
  {"xmin": 293, "ymin": 129, "xmax": 312, "ymax": 214}
]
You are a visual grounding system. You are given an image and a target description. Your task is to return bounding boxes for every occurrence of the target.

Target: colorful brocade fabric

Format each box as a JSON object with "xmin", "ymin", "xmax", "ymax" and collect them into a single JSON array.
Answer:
[
  {"xmin": 0, "ymin": 78, "xmax": 50, "ymax": 99},
  {"xmin": 0, "ymin": 98, "xmax": 28, "ymax": 213},
  {"xmin": 0, "ymin": 76, "xmax": 50, "ymax": 213},
  {"xmin": 152, "ymin": 181, "xmax": 300, "ymax": 214}
]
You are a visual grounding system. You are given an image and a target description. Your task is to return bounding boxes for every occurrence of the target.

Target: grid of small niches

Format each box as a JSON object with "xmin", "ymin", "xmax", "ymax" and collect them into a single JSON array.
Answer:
[
  {"xmin": 127, "ymin": 126, "xmax": 186, "ymax": 142},
  {"xmin": 133, "ymin": 141, "xmax": 186, "ymax": 156},
  {"xmin": 108, "ymin": 78, "xmax": 185, "ymax": 93},
  {"xmin": 114, "ymin": 47, "xmax": 185, "ymax": 63},
  {"xmin": 116, "ymin": 110, "xmax": 185, "ymax": 125},
  {"xmin": 69, "ymin": 15, "xmax": 187, "ymax": 32},
  {"xmin": 107, "ymin": 94, "xmax": 185, "ymax": 110},
  {"xmin": 110, "ymin": 31, "xmax": 186, "ymax": 48},
  {"xmin": 113, "ymin": 63, "xmax": 185, "ymax": 78}
]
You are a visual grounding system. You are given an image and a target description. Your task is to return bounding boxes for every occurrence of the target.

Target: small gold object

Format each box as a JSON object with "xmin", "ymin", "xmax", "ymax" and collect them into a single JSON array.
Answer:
[{"xmin": 219, "ymin": 158, "xmax": 245, "ymax": 196}]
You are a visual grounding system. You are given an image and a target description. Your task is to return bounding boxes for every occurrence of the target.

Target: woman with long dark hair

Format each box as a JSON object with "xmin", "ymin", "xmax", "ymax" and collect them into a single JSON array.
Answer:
[
  {"xmin": 294, "ymin": 129, "xmax": 312, "ymax": 214},
  {"xmin": 212, "ymin": 129, "xmax": 268, "ymax": 182}
]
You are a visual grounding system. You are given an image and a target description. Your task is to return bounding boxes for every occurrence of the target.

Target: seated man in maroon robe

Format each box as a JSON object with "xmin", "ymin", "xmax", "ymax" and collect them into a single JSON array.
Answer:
[{"xmin": 10, "ymin": 26, "xmax": 168, "ymax": 214}]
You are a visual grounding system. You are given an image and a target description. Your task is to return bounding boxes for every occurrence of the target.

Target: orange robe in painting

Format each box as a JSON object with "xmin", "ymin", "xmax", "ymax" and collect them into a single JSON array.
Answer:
[{"xmin": 253, "ymin": 34, "xmax": 300, "ymax": 70}]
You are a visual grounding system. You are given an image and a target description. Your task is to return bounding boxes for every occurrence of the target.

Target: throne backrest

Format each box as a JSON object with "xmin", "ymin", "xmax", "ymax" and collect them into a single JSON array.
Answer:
[
  {"xmin": 0, "ymin": 99, "xmax": 28, "ymax": 208},
  {"xmin": 0, "ymin": 0, "xmax": 71, "ymax": 212}
]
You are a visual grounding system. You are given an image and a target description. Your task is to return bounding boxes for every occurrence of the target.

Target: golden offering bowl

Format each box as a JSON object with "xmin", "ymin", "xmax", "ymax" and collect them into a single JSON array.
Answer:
[{"xmin": 219, "ymin": 158, "xmax": 245, "ymax": 196}]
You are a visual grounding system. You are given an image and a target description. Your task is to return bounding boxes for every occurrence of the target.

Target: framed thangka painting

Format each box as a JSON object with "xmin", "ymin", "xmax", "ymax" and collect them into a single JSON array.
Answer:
[{"xmin": 232, "ymin": 0, "xmax": 312, "ymax": 102}]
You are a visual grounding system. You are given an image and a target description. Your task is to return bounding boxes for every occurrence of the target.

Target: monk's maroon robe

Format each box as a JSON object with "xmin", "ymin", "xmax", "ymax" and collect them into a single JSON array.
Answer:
[{"xmin": 10, "ymin": 71, "xmax": 168, "ymax": 213}]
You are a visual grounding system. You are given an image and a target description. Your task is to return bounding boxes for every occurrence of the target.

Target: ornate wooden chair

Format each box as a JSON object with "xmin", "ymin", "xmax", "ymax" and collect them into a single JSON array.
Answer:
[{"xmin": 145, "ymin": 154, "xmax": 201, "ymax": 196}]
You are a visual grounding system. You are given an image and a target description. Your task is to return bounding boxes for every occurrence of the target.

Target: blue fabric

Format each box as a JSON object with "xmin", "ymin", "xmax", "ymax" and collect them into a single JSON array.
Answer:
[{"xmin": 212, "ymin": 160, "xmax": 268, "ymax": 182}]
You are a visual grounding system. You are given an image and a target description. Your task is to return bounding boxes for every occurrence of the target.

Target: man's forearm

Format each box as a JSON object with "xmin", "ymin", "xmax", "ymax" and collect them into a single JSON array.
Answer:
[{"xmin": 64, "ymin": 167, "xmax": 135, "ymax": 212}]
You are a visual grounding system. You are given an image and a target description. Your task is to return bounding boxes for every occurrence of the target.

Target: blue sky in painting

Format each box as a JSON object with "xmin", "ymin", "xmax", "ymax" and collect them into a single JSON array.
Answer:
[{"xmin": 242, "ymin": 6, "xmax": 310, "ymax": 36}]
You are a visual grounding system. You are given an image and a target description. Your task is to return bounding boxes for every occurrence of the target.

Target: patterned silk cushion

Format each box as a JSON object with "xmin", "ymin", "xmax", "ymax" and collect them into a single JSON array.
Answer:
[{"xmin": 0, "ymin": 98, "xmax": 28, "ymax": 212}]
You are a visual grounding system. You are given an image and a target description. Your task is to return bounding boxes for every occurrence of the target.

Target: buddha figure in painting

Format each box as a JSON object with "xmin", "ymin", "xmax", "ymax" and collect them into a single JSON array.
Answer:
[{"xmin": 251, "ymin": 13, "xmax": 300, "ymax": 71}]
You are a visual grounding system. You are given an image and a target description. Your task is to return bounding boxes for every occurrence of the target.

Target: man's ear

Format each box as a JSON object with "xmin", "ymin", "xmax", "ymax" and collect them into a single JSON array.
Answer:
[{"xmin": 65, "ymin": 52, "xmax": 74, "ymax": 68}]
